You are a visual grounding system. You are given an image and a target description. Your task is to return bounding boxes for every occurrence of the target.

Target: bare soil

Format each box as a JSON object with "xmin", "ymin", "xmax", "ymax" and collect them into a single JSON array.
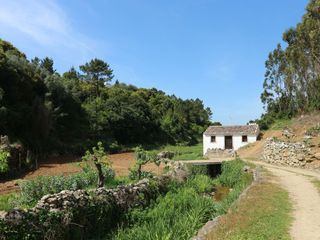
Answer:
[{"xmin": 0, "ymin": 152, "xmax": 164, "ymax": 195}]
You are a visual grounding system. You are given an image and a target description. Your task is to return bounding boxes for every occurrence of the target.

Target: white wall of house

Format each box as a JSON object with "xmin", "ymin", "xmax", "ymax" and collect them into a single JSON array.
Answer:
[
  {"xmin": 232, "ymin": 135, "xmax": 257, "ymax": 150},
  {"xmin": 203, "ymin": 135, "xmax": 224, "ymax": 154},
  {"xmin": 203, "ymin": 134, "xmax": 258, "ymax": 155}
]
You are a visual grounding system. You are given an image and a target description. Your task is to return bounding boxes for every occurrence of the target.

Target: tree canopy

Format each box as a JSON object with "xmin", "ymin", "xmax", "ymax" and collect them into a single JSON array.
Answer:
[
  {"xmin": 0, "ymin": 39, "xmax": 212, "ymax": 164},
  {"xmin": 259, "ymin": 0, "xmax": 320, "ymax": 128}
]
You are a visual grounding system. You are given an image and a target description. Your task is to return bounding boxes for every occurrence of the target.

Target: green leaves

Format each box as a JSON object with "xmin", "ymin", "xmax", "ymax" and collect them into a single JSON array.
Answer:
[
  {"xmin": 0, "ymin": 150, "xmax": 10, "ymax": 173},
  {"xmin": 129, "ymin": 147, "xmax": 160, "ymax": 180},
  {"xmin": 261, "ymin": 0, "xmax": 320, "ymax": 124}
]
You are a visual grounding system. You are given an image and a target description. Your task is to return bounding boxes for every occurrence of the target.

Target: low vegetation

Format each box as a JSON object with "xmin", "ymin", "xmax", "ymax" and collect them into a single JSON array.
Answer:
[
  {"xmin": 129, "ymin": 147, "xmax": 160, "ymax": 180},
  {"xmin": 0, "ymin": 158, "xmax": 253, "ymax": 239},
  {"xmin": 0, "ymin": 149, "xmax": 10, "ymax": 173},
  {"xmin": 310, "ymin": 177, "xmax": 320, "ymax": 193},
  {"xmin": 149, "ymin": 143, "xmax": 204, "ymax": 161},
  {"xmin": 208, "ymin": 170, "xmax": 292, "ymax": 240},
  {"xmin": 0, "ymin": 168, "xmax": 118, "ymax": 210},
  {"xmin": 108, "ymin": 159, "xmax": 252, "ymax": 240}
]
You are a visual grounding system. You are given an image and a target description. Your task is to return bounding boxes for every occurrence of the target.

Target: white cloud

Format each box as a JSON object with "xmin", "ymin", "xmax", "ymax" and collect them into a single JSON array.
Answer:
[{"xmin": 0, "ymin": 0, "xmax": 98, "ymax": 68}]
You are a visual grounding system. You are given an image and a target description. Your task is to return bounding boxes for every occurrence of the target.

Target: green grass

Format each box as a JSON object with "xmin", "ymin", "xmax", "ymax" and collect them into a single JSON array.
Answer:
[
  {"xmin": 310, "ymin": 177, "xmax": 320, "ymax": 193},
  {"xmin": 0, "ymin": 193, "xmax": 18, "ymax": 211},
  {"xmin": 208, "ymin": 171, "xmax": 292, "ymax": 240},
  {"xmin": 149, "ymin": 143, "xmax": 204, "ymax": 161},
  {"xmin": 270, "ymin": 118, "xmax": 293, "ymax": 130},
  {"xmin": 0, "ymin": 175, "xmax": 130, "ymax": 211},
  {"xmin": 107, "ymin": 159, "xmax": 253, "ymax": 240},
  {"xmin": 112, "ymin": 175, "xmax": 216, "ymax": 240}
]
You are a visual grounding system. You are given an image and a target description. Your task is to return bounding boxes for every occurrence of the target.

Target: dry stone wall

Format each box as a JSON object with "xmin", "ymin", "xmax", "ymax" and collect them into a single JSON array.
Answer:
[
  {"xmin": 0, "ymin": 162, "xmax": 189, "ymax": 239},
  {"xmin": 205, "ymin": 148, "xmax": 235, "ymax": 158},
  {"xmin": 261, "ymin": 138, "xmax": 319, "ymax": 167}
]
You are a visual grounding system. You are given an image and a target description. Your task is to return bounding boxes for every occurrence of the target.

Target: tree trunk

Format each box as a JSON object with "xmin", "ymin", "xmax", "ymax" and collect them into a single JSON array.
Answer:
[{"xmin": 94, "ymin": 162, "xmax": 105, "ymax": 188}]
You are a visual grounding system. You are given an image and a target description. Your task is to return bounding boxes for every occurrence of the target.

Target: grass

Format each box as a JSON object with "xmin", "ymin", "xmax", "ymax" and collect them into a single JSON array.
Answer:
[
  {"xmin": 207, "ymin": 170, "xmax": 292, "ymax": 240},
  {"xmin": 0, "ymin": 175, "xmax": 130, "ymax": 211},
  {"xmin": 112, "ymin": 175, "xmax": 216, "ymax": 240},
  {"xmin": 107, "ymin": 159, "xmax": 253, "ymax": 240},
  {"xmin": 0, "ymin": 193, "xmax": 18, "ymax": 211},
  {"xmin": 310, "ymin": 177, "xmax": 320, "ymax": 193},
  {"xmin": 270, "ymin": 118, "xmax": 293, "ymax": 130},
  {"xmin": 149, "ymin": 143, "xmax": 204, "ymax": 161}
]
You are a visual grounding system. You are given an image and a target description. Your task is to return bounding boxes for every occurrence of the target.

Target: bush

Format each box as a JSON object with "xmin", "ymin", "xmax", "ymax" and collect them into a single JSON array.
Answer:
[
  {"xmin": 0, "ymin": 149, "xmax": 10, "ymax": 173},
  {"xmin": 129, "ymin": 147, "xmax": 160, "ymax": 180},
  {"xmin": 19, "ymin": 167, "xmax": 115, "ymax": 206},
  {"xmin": 215, "ymin": 158, "xmax": 250, "ymax": 188},
  {"xmin": 113, "ymin": 184, "xmax": 216, "ymax": 240}
]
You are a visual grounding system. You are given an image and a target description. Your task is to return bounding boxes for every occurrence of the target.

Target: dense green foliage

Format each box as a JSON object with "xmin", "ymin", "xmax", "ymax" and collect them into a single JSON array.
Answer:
[
  {"xmin": 18, "ymin": 167, "xmax": 114, "ymax": 206},
  {"xmin": 0, "ymin": 149, "xmax": 10, "ymax": 173},
  {"xmin": 113, "ymin": 176, "xmax": 216, "ymax": 240},
  {"xmin": 0, "ymin": 39, "xmax": 211, "ymax": 167},
  {"xmin": 110, "ymin": 159, "xmax": 252, "ymax": 240},
  {"xmin": 258, "ymin": 0, "xmax": 320, "ymax": 128}
]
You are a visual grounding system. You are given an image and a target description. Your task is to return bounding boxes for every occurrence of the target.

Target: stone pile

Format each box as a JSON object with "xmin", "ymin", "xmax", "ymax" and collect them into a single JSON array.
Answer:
[
  {"xmin": 157, "ymin": 151, "xmax": 174, "ymax": 160},
  {"xmin": 262, "ymin": 138, "xmax": 320, "ymax": 167}
]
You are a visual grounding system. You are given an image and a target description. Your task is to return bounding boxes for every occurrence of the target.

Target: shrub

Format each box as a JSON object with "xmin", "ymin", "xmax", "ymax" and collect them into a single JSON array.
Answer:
[
  {"xmin": 215, "ymin": 158, "xmax": 250, "ymax": 188},
  {"xmin": 113, "ymin": 186, "xmax": 216, "ymax": 240},
  {"xmin": 82, "ymin": 142, "xmax": 112, "ymax": 188},
  {"xmin": 129, "ymin": 147, "xmax": 160, "ymax": 180},
  {"xmin": 0, "ymin": 149, "xmax": 10, "ymax": 173},
  {"xmin": 19, "ymin": 167, "xmax": 115, "ymax": 206},
  {"xmin": 306, "ymin": 125, "xmax": 320, "ymax": 136}
]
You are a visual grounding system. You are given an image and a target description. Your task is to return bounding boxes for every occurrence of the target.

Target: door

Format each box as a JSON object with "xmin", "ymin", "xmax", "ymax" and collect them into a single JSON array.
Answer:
[{"xmin": 225, "ymin": 136, "xmax": 233, "ymax": 149}]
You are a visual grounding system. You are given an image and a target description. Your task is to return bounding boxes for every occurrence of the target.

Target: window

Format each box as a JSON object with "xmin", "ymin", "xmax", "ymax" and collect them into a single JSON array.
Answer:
[
  {"xmin": 242, "ymin": 135, "xmax": 248, "ymax": 142},
  {"xmin": 211, "ymin": 136, "xmax": 216, "ymax": 143}
]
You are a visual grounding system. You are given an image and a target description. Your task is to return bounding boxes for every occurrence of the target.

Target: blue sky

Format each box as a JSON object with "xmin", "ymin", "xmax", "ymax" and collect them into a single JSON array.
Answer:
[{"xmin": 0, "ymin": 0, "xmax": 309, "ymax": 124}]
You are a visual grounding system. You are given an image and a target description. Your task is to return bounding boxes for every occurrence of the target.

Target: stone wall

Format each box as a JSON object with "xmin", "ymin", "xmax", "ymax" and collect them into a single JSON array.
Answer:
[
  {"xmin": 0, "ymin": 161, "xmax": 189, "ymax": 239},
  {"xmin": 205, "ymin": 148, "xmax": 235, "ymax": 158},
  {"xmin": 261, "ymin": 138, "xmax": 320, "ymax": 167}
]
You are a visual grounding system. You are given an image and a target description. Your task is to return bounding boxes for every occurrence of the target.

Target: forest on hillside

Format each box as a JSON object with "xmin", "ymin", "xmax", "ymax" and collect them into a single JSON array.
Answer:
[
  {"xmin": 259, "ymin": 0, "xmax": 320, "ymax": 128},
  {"xmin": 0, "ymin": 39, "xmax": 211, "ymax": 162}
]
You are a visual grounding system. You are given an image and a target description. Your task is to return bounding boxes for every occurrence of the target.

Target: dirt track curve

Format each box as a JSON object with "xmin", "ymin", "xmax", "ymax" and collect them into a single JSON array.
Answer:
[{"xmin": 252, "ymin": 161, "xmax": 320, "ymax": 240}]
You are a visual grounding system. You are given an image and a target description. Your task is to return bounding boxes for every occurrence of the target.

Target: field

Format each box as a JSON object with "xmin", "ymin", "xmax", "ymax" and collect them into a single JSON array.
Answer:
[
  {"xmin": 0, "ymin": 152, "xmax": 164, "ymax": 195},
  {"xmin": 148, "ymin": 143, "xmax": 204, "ymax": 161},
  {"xmin": 0, "ymin": 156, "xmax": 254, "ymax": 239}
]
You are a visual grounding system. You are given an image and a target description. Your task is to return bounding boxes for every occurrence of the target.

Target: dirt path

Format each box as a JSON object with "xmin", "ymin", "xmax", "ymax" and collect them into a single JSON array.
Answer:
[{"xmin": 253, "ymin": 161, "xmax": 320, "ymax": 240}]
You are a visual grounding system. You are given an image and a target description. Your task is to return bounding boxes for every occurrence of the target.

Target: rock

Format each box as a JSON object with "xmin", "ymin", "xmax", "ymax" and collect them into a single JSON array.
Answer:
[
  {"xmin": 297, "ymin": 154, "xmax": 305, "ymax": 161},
  {"xmin": 314, "ymin": 153, "xmax": 320, "ymax": 160},
  {"xmin": 243, "ymin": 166, "xmax": 250, "ymax": 172},
  {"xmin": 261, "ymin": 138, "xmax": 311, "ymax": 168},
  {"xmin": 157, "ymin": 151, "xmax": 174, "ymax": 160},
  {"xmin": 282, "ymin": 128, "xmax": 294, "ymax": 139}
]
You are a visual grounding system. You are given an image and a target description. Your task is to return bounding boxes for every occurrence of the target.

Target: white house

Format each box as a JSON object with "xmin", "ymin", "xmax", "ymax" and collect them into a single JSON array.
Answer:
[{"xmin": 203, "ymin": 124, "xmax": 260, "ymax": 155}]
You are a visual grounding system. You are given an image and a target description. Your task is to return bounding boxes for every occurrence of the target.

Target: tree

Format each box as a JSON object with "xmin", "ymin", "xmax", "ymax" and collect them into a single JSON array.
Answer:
[
  {"xmin": 82, "ymin": 142, "xmax": 110, "ymax": 188},
  {"xmin": 129, "ymin": 147, "xmax": 160, "ymax": 180},
  {"xmin": 80, "ymin": 58, "xmax": 114, "ymax": 97},
  {"xmin": 40, "ymin": 57, "xmax": 55, "ymax": 74},
  {"xmin": 260, "ymin": 0, "xmax": 320, "ymax": 127}
]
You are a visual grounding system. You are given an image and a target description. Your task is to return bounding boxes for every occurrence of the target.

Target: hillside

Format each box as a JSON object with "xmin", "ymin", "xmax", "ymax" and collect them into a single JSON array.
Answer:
[{"xmin": 238, "ymin": 112, "xmax": 320, "ymax": 169}]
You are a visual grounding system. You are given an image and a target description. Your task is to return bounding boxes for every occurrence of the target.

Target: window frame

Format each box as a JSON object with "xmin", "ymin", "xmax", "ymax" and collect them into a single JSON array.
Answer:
[
  {"xmin": 242, "ymin": 135, "xmax": 248, "ymax": 142},
  {"xmin": 210, "ymin": 136, "xmax": 216, "ymax": 143}
]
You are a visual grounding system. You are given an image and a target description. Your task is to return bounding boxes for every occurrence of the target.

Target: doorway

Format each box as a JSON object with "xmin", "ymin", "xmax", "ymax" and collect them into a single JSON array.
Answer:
[{"xmin": 225, "ymin": 136, "xmax": 233, "ymax": 149}]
